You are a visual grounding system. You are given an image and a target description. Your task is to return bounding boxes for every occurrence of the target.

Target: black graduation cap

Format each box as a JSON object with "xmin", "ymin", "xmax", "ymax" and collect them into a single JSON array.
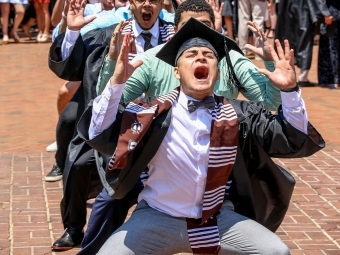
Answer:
[
  {"xmin": 156, "ymin": 17, "xmax": 246, "ymax": 93},
  {"xmin": 156, "ymin": 17, "xmax": 242, "ymax": 67}
]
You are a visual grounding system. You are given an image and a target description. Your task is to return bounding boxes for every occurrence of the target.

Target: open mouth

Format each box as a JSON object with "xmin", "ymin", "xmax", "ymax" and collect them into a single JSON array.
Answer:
[
  {"xmin": 194, "ymin": 66, "xmax": 209, "ymax": 80},
  {"xmin": 142, "ymin": 13, "xmax": 152, "ymax": 22}
]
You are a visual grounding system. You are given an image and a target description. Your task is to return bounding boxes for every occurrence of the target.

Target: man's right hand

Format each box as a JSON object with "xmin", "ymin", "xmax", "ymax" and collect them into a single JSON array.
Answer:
[
  {"xmin": 67, "ymin": 0, "xmax": 96, "ymax": 31},
  {"xmin": 110, "ymin": 33, "xmax": 143, "ymax": 85},
  {"xmin": 108, "ymin": 21, "xmax": 134, "ymax": 61}
]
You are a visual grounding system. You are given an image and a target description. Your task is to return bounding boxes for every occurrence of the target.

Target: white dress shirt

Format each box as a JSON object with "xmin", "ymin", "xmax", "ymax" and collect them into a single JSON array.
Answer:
[
  {"xmin": 60, "ymin": 18, "xmax": 160, "ymax": 61},
  {"xmin": 89, "ymin": 82, "xmax": 308, "ymax": 218},
  {"xmin": 132, "ymin": 18, "xmax": 160, "ymax": 55}
]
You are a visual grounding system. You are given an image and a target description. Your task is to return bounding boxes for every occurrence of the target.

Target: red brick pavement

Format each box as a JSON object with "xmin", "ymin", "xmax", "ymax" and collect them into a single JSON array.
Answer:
[{"xmin": 0, "ymin": 38, "xmax": 339, "ymax": 255}]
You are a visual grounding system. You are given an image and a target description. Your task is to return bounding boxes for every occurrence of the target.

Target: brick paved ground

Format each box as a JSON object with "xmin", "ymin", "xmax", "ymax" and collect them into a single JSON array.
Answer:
[{"xmin": 0, "ymin": 36, "xmax": 339, "ymax": 255}]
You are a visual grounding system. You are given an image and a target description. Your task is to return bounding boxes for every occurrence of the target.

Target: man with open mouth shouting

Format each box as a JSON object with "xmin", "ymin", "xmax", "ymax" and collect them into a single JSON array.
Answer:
[
  {"xmin": 48, "ymin": 0, "xmax": 175, "ymax": 251},
  {"xmin": 78, "ymin": 17, "xmax": 325, "ymax": 254}
]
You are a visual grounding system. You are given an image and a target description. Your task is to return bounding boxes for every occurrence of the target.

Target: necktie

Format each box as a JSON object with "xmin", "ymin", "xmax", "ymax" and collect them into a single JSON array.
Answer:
[
  {"xmin": 187, "ymin": 96, "xmax": 215, "ymax": 113},
  {"xmin": 141, "ymin": 31, "xmax": 153, "ymax": 52}
]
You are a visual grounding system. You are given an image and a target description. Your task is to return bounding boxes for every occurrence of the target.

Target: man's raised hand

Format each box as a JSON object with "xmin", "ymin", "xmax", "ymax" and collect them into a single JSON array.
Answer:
[
  {"xmin": 258, "ymin": 39, "xmax": 296, "ymax": 90},
  {"xmin": 244, "ymin": 21, "xmax": 273, "ymax": 61},
  {"xmin": 108, "ymin": 21, "xmax": 135, "ymax": 61},
  {"xmin": 206, "ymin": 0, "xmax": 224, "ymax": 33},
  {"xmin": 110, "ymin": 33, "xmax": 143, "ymax": 85},
  {"xmin": 67, "ymin": 0, "xmax": 96, "ymax": 31}
]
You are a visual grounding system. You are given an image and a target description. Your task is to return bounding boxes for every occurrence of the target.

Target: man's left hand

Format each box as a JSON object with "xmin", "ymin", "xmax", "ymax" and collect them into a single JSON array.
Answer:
[
  {"xmin": 110, "ymin": 33, "xmax": 143, "ymax": 85},
  {"xmin": 206, "ymin": 0, "xmax": 224, "ymax": 33},
  {"xmin": 244, "ymin": 21, "xmax": 273, "ymax": 61},
  {"xmin": 257, "ymin": 39, "xmax": 296, "ymax": 90}
]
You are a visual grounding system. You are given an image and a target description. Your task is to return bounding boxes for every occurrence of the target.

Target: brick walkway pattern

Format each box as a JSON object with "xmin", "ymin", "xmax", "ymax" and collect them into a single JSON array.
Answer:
[{"xmin": 0, "ymin": 38, "xmax": 339, "ymax": 255}]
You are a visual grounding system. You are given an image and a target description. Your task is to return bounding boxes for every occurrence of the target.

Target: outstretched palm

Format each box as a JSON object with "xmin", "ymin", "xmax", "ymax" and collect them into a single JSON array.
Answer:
[
  {"xmin": 244, "ymin": 21, "xmax": 273, "ymax": 61},
  {"xmin": 206, "ymin": 0, "xmax": 224, "ymax": 33},
  {"xmin": 258, "ymin": 40, "xmax": 296, "ymax": 90},
  {"xmin": 111, "ymin": 33, "xmax": 143, "ymax": 85},
  {"xmin": 67, "ymin": 0, "xmax": 96, "ymax": 31}
]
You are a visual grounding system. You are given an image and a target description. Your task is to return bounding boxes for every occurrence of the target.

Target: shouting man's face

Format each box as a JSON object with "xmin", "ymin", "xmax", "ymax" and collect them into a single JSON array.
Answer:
[
  {"xmin": 175, "ymin": 46, "xmax": 220, "ymax": 100},
  {"xmin": 129, "ymin": 0, "xmax": 164, "ymax": 30}
]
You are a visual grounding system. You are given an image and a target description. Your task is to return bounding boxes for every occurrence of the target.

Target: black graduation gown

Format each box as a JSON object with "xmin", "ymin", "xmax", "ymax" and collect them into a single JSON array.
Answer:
[
  {"xmin": 275, "ymin": 0, "xmax": 330, "ymax": 70},
  {"xmin": 77, "ymin": 99, "xmax": 325, "ymax": 232},
  {"xmin": 48, "ymin": 19, "xmax": 175, "ymax": 200}
]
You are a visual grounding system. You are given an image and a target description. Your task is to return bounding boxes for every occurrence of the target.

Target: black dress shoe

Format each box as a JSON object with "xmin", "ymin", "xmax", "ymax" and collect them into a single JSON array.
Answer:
[
  {"xmin": 297, "ymin": 80, "xmax": 317, "ymax": 87},
  {"xmin": 51, "ymin": 226, "xmax": 84, "ymax": 251},
  {"xmin": 45, "ymin": 164, "xmax": 63, "ymax": 182}
]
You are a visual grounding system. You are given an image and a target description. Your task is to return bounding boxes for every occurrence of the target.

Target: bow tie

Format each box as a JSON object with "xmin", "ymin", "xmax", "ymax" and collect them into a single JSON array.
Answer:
[{"xmin": 187, "ymin": 96, "xmax": 215, "ymax": 113}]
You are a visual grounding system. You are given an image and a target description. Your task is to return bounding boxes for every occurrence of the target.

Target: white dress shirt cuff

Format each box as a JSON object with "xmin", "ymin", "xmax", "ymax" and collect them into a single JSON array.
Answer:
[
  {"xmin": 280, "ymin": 89, "xmax": 308, "ymax": 134},
  {"xmin": 61, "ymin": 28, "xmax": 80, "ymax": 61},
  {"xmin": 280, "ymin": 89, "xmax": 302, "ymax": 108},
  {"xmin": 89, "ymin": 82, "xmax": 125, "ymax": 139},
  {"xmin": 65, "ymin": 28, "xmax": 80, "ymax": 43}
]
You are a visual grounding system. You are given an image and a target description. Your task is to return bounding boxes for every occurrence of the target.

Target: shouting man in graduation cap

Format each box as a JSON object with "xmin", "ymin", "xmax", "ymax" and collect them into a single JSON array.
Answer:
[{"xmin": 78, "ymin": 18, "xmax": 325, "ymax": 254}]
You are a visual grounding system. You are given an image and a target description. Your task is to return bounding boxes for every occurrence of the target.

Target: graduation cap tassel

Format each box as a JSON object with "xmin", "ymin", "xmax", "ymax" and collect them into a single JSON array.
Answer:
[{"xmin": 223, "ymin": 38, "xmax": 246, "ymax": 94}]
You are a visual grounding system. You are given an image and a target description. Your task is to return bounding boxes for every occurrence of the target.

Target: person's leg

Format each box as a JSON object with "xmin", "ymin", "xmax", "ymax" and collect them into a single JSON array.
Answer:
[
  {"xmin": 328, "ymin": 6, "xmax": 340, "ymax": 88},
  {"xmin": 0, "ymin": 3, "xmax": 10, "ymax": 43},
  {"xmin": 224, "ymin": 16, "xmax": 234, "ymax": 40},
  {"xmin": 45, "ymin": 97, "xmax": 78, "ymax": 181},
  {"xmin": 267, "ymin": 1, "xmax": 277, "ymax": 38},
  {"xmin": 98, "ymin": 200, "xmax": 289, "ymax": 255},
  {"xmin": 218, "ymin": 201, "xmax": 290, "ymax": 255},
  {"xmin": 46, "ymin": 81, "xmax": 80, "ymax": 153},
  {"xmin": 299, "ymin": 69, "xmax": 309, "ymax": 83},
  {"xmin": 61, "ymin": 146, "xmax": 96, "ymax": 230},
  {"xmin": 79, "ymin": 181, "xmax": 144, "ymax": 254},
  {"xmin": 250, "ymin": 0, "xmax": 267, "ymax": 46},
  {"xmin": 57, "ymin": 81, "xmax": 81, "ymax": 115},
  {"xmin": 33, "ymin": 1, "xmax": 43, "ymax": 41},
  {"xmin": 11, "ymin": 3, "xmax": 25, "ymax": 42},
  {"xmin": 97, "ymin": 200, "xmax": 192, "ymax": 255},
  {"xmin": 22, "ymin": 17, "xmax": 35, "ymax": 38},
  {"xmin": 40, "ymin": 2, "xmax": 50, "ymax": 42},
  {"xmin": 52, "ymin": 145, "xmax": 97, "ymax": 250},
  {"xmin": 237, "ymin": 0, "xmax": 251, "ymax": 53}
]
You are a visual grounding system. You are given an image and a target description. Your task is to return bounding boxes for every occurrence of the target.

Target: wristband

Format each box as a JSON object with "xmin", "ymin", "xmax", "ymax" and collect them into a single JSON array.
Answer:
[
  {"xmin": 62, "ymin": 12, "xmax": 67, "ymax": 19},
  {"xmin": 281, "ymin": 84, "xmax": 299, "ymax": 93}
]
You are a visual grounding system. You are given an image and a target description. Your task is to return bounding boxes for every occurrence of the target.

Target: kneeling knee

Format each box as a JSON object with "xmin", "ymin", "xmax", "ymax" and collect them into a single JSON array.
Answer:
[{"xmin": 263, "ymin": 240, "xmax": 290, "ymax": 255}]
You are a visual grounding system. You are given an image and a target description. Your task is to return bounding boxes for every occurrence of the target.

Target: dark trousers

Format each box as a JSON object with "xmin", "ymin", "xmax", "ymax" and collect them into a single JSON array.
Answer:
[
  {"xmin": 55, "ymin": 94, "xmax": 78, "ymax": 168},
  {"xmin": 79, "ymin": 183, "xmax": 143, "ymax": 254},
  {"xmin": 60, "ymin": 145, "xmax": 96, "ymax": 230}
]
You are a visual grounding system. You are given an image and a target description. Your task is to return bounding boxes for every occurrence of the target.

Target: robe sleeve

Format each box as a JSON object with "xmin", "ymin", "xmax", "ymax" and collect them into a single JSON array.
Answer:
[
  {"xmin": 232, "ymin": 100, "xmax": 325, "ymax": 158},
  {"xmin": 77, "ymin": 101, "xmax": 124, "ymax": 156},
  {"xmin": 48, "ymin": 32, "xmax": 86, "ymax": 81},
  {"xmin": 307, "ymin": 0, "xmax": 331, "ymax": 23}
]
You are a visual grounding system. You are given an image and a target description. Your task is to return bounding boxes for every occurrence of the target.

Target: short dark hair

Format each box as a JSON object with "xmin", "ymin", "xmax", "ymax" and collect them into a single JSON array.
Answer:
[{"xmin": 174, "ymin": 0, "xmax": 215, "ymax": 27}]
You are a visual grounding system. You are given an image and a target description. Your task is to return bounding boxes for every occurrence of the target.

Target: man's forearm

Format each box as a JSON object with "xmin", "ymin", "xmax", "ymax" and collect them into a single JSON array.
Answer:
[
  {"xmin": 89, "ymin": 82, "xmax": 125, "ymax": 139},
  {"xmin": 61, "ymin": 28, "xmax": 80, "ymax": 61},
  {"xmin": 281, "ymin": 89, "xmax": 308, "ymax": 134},
  {"xmin": 96, "ymin": 57, "xmax": 117, "ymax": 95}
]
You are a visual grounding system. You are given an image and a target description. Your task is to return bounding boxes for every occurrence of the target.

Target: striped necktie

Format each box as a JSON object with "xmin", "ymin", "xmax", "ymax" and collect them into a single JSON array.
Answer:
[{"xmin": 141, "ymin": 31, "xmax": 153, "ymax": 52}]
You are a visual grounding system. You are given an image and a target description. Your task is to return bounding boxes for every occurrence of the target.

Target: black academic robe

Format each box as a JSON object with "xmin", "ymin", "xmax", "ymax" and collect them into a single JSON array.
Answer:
[
  {"xmin": 48, "ymin": 19, "xmax": 174, "ymax": 198},
  {"xmin": 77, "ymin": 99, "xmax": 325, "ymax": 232},
  {"xmin": 275, "ymin": 0, "xmax": 330, "ymax": 70}
]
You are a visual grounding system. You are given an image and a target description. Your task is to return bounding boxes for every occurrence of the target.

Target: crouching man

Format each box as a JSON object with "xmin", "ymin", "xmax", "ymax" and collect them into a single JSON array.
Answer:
[{"xmin": 78, "ymin": 18, "xmax": 325, "ymax": 255}]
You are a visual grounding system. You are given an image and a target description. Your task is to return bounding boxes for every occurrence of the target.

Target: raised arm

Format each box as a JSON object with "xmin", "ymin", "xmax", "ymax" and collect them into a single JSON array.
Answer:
[
  {"xmin": 237, "ymin": 40, "xmax": 324, "ymax": 157},
  {"xmin": 61, "ymin": 0, "xmax": 96, "ymax": 59},
  {"xmin": 233, "ymin": 21, "xmax": 282, "ymax": 110},
  {"xmin": 89, "ymin": 33, "xmax": 143, "ymax": 139},
  {"xmin": 95, "ymin": 21, "xmax": 133, "ymax": 96}
]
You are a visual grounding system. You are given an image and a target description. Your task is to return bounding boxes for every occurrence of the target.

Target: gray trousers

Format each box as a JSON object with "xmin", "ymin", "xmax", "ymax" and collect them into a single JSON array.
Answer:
[
  {"xmin": 98, "ymin": 200, "xmax": 290, "ymax": 255},
  {"xmin": 238, "ymin": 0, "xmax": 267, "ymax": 53}
]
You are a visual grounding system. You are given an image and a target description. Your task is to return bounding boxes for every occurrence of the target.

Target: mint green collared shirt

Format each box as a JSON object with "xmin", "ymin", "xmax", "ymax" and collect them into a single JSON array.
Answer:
[{"xmin": 97, "ymin": 44, "xmax": 280, "ymax": 111}]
